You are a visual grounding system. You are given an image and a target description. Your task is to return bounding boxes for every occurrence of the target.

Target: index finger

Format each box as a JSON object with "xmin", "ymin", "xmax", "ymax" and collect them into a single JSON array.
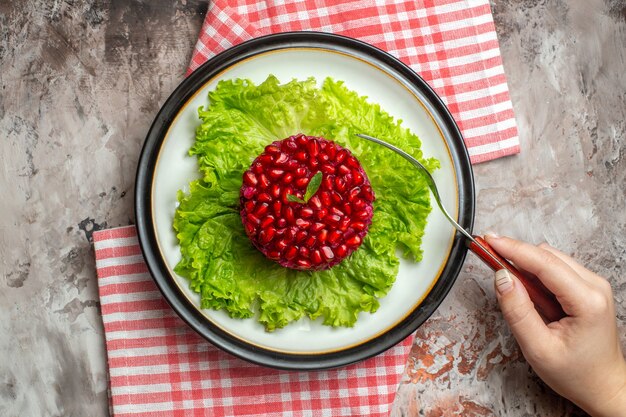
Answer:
[{"xmin": 485, "ymin": 235, "xmax": 592, "ymax": 316}]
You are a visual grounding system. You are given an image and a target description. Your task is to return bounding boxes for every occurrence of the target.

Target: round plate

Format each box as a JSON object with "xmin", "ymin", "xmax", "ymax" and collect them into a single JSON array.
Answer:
[{"xmin": 135, "ymin": 32, "xmax": 474, "ymax": 370}]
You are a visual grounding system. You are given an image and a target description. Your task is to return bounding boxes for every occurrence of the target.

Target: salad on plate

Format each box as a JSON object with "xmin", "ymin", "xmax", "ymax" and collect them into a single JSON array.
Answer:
[{"xmin": 173, "ymin": 75, "xmax": 439, "ymax": 332}]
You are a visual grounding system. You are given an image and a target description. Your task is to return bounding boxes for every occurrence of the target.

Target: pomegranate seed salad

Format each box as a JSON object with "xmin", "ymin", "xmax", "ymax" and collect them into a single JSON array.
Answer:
[{"xmin": 173, "ymin": 75, "xmax": 439, "ymax": 332}]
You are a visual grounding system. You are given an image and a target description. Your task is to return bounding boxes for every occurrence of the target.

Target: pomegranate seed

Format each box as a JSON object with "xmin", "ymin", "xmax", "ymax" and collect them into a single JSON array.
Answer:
[
  {"xmin": 342, "ymin": 203, "xmax": 352, "ymax": 215},
  {"xmin": 285, "ymin": 227, "xmax": 297, "ymax": 241},
  {"xmin": 277, "ymin": 218, "xmax": 287, "ymax": 228},
  {"xmin": 258, "ymin": 154, "xmax": 273, "ymax": 164},
  {"xmin": 311, "ymin": 222, "xmax": 325, "ymax": 232},
  {"xmin": 275, "ymin": 153, "xmax": 288, "ymax": 164},
  {"xmin": 362, "ymin": 185, "xmax": 374, "ymax": 200},
  {"xmin": 285, "ymin": 160, "xmax": 299, "ymax": 170},
  {"xmin": 244, "ymin": 200, "xmax": 255, "ymax": 212},
  {"xmin": 272, "ymin": 201, "xmax": 282, "ymax": 216},
  {"xmin": 309, "ymin": 196, "xmax": 322, "ymax": 209},
  {"xmin": 296, "ymin": 134, "xmax": 308, "ymax": 146},
  {"xmin": 331, "ymin": 191, "xmax": 343, "ymax": 203},
  {"xmin": 352, "ymin": 170, "xmax": 364, "ymax": 185},
  {"xmin": 247, "ymin": 213, "xmax": 261, "ymax": 224},
  {"xmin": 259, "ymin": 174, "xmax": 270, "ymax": 188},
  {"xmin": 294, "ymin": 167, "xmax": 307, "ymax": 177},
  {"xmin": 260, "ymin": 216, "xmax": 274, "ymax": 228},
  {"xmin": 283, "ymin": 173, "xmax": 294, "ymax": 184},
  {"xmin": 326, "ymin": 144, "xmax": 336, "ymax": 159},
  {"xmin": 254, "ymin": 203, "xmax": 269, "ymax": 217},
  {"xmin": 270, "ymin": 184, "xmax": 281, "ymax": 199},
  {"xmin": 311, "ymin": 250, "xmax": 323, "ymax": 265},
  {"xmin": 343, "ymin": 229, "xmax": 355, "ymax": 240},
  {"xmin": 284, "ymin": 138, "xmax": 298, "ymax": 150},
  {"xmin": 336, "ymin": 149, "xmax": 348, "ymax": 163},
  {"xmin": 265, "ymin": 145, "xmax": 281, "ymax": 154},
  {"xmin": 337, "ymin": 164, "xmax": 350, "ymax": 175},
  {"xmin": 331, "ymin": 207, "xmax": 344, "ymax": 217},
  {"xmin": 318, "ymin": 229, "xmax": 328, "ymax": 242},
  {"xmin": 352, "ymin": 221, "xmax": 366, "ymax": 231},
  {"xmin": 295, "ymin": 151, "xmax": 307, "ymax": 161},
  {"xmin": 242, "ymin": 187, "xmax": 255, "ymax": 199},
  {"xmin": 346, "ymin": 156, "xmax": 360, "ymax": 169},
  {"xmin": 320, "ymin": 191, "xmax": 331, "ymax": 206},
  {"xmin": 308, "ymin": 159, "xmax": 319, "ymax": 169},
  {"xmin": 321, "ymin": 246, "xmax": 334, "ymax": 261},
  {"xmin": 355, "ymin": 209, "xmax": 370, "ymax": 219},
  {"xmin": 307, "ymin": 139, "xmax": 319, "ymax": 156},
  {"xmin": 339, "ymin": 218, "xmax": 351, "ymax": 231},
  {"xmin": 296, "ymin": 218, "xmax": 311, "ymax": 228},
  {"xmin": 327, "ymin": 230, "xmax": 342, "ymax": 244},
  {"xmin": 353, "ymin": 199, "xmax": 366, "ymax": 210},
  {"xmin": 268, "ymin": 169, "xmax": 284, "ymax": 179},
  {"xmin": 258, "ymin": 192, "xmax": 272, "ymax": 203},
  {"xmin": 243, "ymin": 171, "xmax": 258, "ymax": 186},
  {"xmin": 267, "ymin": 250, "xmax": 281, "ymax": 260},
  {"xmin": 258, "ymin": 227, "xmax": 276, "ymax": 244},
  {"xmin": 296, "ymin": 230, "xmax": 308, "ymax": 242},
  {"xmin": 348, "ymin": 187, "xmax": 361, "ymax": 202},
  {"xmin": 297, "ymin": 259, "xmax": 311, "ymax": 269},
  {"xmin": 295, "ymin": 177, "xmax": 309, "ymax": 188},
  {"xmin": 285, "ymin": 246, "xmax": 298, "ymax": 260},
  {"xmin": 245, "ymin": 222, "xmax": 256, "ymax": 235},
  {"xmin": 299, "ymin": 247, "xmax": 309, "ymax": 258},
  {"xmin": 252, "ymin": 163, "xmax": 264, "ymax": 174},
  {"xmin": 284, "ymin": 206, "xmax": 295, "ymax": 223},
  {"xmin": 323, "ymin": 175, "xmax": 334, "ymax": 190},
  {"xmin": 321, "ymin": 164, "xmax": 335, "ymax": 174},
  {"xmin": 276, "ymin": 239, "xmax": 288, "ymax": 251},
  {"xmin": 300, "ymin": 207, "xmax": 314, "ymax": 218},
  {"xmin": 319, "ymin": 153, "xmax": 330, "ymax": 162},
  {"xmin": 336, "ymin": 245, "xmax": 347, "ymax": 257},
  {"xmin": 305, "ymin": 236, "xmax": 316, "ymax": 247},
  {"xmin": 335, "ymin": 177, "xmax": 346, "ymax": 192},
  {"xmin": 316, "ymin": 208, "xmax": 328, "ymax": 220},
  {"xmin": 346, "ymin": 235, "xmax": 362, "ymax": 247}
]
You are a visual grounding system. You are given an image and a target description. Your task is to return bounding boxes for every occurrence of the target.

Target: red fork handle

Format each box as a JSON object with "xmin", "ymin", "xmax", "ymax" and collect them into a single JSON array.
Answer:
[{"xmin": 468, "ymin": 236, "xmax": 566, "ymax": 322}]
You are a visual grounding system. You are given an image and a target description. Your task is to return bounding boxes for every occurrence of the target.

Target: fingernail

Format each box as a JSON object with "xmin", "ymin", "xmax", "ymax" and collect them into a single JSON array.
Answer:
[
  {"xmin": 485, "ymin": 231, "xmax": 499, "ymax": 239},
  {"xmin": 495, "ymin": 269, "xmax": 513, "ymax": 294}
]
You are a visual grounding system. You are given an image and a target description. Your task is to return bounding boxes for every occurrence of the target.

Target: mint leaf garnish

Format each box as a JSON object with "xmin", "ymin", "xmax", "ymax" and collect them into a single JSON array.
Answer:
[
  {"xmin": 286, "ymin": 171, "xmax": 323, "ymax": 204},
  {"xmin": 304, "ymin": 171, "xmax": 322, "ymax": 202}
]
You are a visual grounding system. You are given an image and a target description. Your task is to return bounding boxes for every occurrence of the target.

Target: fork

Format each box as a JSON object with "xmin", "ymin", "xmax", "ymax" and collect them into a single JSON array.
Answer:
[{"xmin": 356, "ymin": 133, "xmax": 566, "ymax": 322}]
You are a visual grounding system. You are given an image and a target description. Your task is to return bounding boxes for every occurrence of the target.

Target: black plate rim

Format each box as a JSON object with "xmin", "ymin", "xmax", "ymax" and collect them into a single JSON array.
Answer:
[{"xmin": 135, "ymin": 31, "xmax": 475, "ymax": 370}]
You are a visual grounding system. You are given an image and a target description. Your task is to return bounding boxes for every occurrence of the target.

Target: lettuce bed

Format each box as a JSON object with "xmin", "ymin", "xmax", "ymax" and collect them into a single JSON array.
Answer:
[{"xmin": 173, "ymin": 76, "xmax": 439, "ymax": 332}]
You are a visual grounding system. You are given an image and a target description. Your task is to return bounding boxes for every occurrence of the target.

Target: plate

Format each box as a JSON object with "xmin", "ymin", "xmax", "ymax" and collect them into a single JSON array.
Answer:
[{"xmin": 135, "ymin": 32, "xmax": 474, "ymax": 370}]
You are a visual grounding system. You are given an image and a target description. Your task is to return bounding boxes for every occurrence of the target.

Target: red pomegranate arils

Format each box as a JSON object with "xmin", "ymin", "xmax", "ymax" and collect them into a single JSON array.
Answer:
[
  {"xmin": 321, "ymin": 246, "xmax": 334, "ymax": 261},
  {"xmin": 240, "ymin": 134, "xmax": 375, "ymax": 270},
  {"xmin": 312, "ymin": 250, "xmax": 323, "ymax": 264}
]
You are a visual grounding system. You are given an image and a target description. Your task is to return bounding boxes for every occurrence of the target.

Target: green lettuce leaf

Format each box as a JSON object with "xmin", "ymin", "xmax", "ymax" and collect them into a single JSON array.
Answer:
[{"xmin": 174, "ymin": 75, "xmax": 439, "ymax": 331}]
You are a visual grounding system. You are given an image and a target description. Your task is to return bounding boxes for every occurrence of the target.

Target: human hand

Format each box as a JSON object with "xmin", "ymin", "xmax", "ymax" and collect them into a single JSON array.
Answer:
[{"xmin": 485, "ymin": 235, "xmax": 626, "ymax": 417}]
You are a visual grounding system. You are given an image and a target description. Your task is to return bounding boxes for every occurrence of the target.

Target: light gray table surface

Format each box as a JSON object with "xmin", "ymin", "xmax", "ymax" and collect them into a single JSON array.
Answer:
[{"xmin": 1, "ymin": 1, "xmax": 624, "ymax": 416}]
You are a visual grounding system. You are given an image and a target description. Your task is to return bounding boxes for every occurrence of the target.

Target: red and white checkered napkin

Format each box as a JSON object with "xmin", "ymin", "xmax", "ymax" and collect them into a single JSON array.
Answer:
[
  {"xmin": 189, "ymin": 0, "xmax": 520, "ymax": 164},
  {"xmin": 94, "ymin": 226, "xmax": 412, "ymax": 417}
]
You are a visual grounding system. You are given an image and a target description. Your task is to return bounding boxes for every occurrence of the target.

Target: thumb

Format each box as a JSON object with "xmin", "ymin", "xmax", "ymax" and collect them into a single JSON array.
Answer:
[{"xmin": 495, "ymin": 269, "xmax": 550, "ymax": 350}]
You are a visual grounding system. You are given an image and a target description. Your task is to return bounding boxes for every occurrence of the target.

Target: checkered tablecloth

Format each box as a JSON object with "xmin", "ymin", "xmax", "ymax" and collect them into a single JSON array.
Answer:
[
  {"xmin": 95, "ymin": 226, "xmax": 412, "ymax": 416},
  {"xmin": 97, "ymin": 1, "xmax": 520, "ymax": 415},
  {"xmin": 189, "ymin": 0, "xmax": 520, "ymax": 163}
]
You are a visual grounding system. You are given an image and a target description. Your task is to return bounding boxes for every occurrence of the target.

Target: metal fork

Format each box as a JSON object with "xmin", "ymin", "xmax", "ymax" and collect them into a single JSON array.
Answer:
[{"xmin": 356, "ymin": 133, "xmax": 565, "ymax": 322}]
